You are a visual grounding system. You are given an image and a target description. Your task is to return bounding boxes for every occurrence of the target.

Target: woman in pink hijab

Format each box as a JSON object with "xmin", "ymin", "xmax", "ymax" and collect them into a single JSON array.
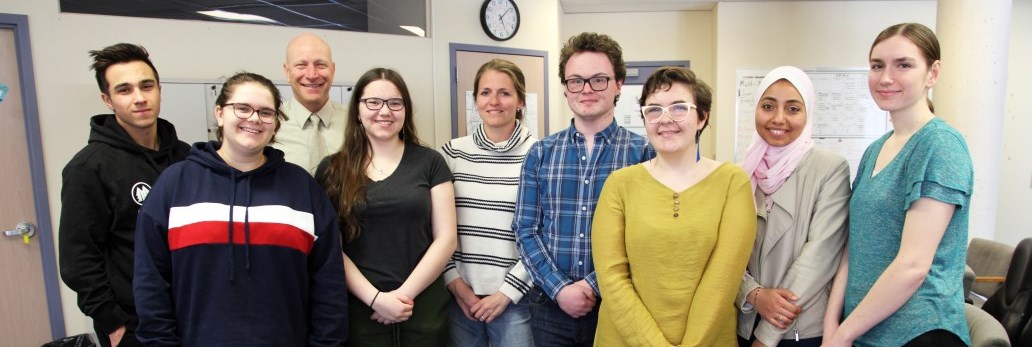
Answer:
[{"xmin": 736, "ymin": 66, "xmax": 852, "ymax": 347}]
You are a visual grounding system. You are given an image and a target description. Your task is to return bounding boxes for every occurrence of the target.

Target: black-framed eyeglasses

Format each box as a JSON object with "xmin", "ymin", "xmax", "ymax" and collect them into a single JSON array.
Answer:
[
  {"xmin": 640, "ymin": 103, "xmax": 696, "ymax": 123},
  {"xmin": 562, "ymin": 76, "xmax": 612, "ymax": 93},
  {"xmin": 223, "ymin": 103, "xmax": 277, "ymax": 124},
  {"xmin": 361, "ymin": 97, "xmax": 405, "ymax": 111}
]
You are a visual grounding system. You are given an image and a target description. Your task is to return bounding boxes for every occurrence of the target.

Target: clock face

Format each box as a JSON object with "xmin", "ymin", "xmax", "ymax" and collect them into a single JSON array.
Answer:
[{"xmin": 481, "ymin": 0, "xmax": 520, "ymax": 41}]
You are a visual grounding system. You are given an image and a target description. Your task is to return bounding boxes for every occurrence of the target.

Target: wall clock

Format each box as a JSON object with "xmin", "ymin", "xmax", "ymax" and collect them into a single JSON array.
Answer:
[{"xmin": 480, "ymin": 0, "xmax": 520, "ymax": 41}]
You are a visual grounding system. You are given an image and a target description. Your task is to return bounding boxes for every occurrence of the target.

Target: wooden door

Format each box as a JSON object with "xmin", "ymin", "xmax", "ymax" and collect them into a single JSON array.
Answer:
[{"xmin": 0, "ymin": 24, "xmax": 57, "ymax": 345}]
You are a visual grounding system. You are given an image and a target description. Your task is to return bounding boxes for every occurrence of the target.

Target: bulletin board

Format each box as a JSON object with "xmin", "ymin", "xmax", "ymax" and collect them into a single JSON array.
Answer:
[
  {"xmin": 449, "ymin": 43, "xmax": 548, "ymax": 139},
  {"xmin": 735, "ymin": 68, "xmax": 890, "ymax": 179}
]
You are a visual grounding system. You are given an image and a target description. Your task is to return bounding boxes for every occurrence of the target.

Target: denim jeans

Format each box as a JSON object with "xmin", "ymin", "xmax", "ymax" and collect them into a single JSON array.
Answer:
[
  {"xmin": 524, "ymin": 287, "xmax": 598, "ymax": 347},
  {"xmin": 448, "ymin": 296, "xmax": 534, "ymax": 347}
]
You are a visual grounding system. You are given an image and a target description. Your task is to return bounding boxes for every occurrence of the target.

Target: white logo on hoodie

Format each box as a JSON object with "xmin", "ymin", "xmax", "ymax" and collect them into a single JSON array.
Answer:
[{"xmin": 132, "ymin": 182, "xmax": 152, "ymax": 205}]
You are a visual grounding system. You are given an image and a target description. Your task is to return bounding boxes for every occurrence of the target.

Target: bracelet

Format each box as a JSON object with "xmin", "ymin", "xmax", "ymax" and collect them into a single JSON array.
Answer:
[
  {"xmin": 370, "ymin": 291, "xmax": 381, "ymax": 307},
  {"xmin": 749, "ymin": 287, "xmax": 763, "ymax": 304}
]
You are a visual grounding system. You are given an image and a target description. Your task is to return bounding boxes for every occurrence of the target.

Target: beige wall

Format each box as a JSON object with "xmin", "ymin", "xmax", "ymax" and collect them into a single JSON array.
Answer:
[
  {"xmin": 714, "ymin": 1, "xmax": 938, "ymax": 161},
  {"xmin": 562, "ymin": 10, "xmax": 716, "ymax": 156},
  {"xmin": 997, "ymin": 0, "xmax": 1032, "ymax": 247}
]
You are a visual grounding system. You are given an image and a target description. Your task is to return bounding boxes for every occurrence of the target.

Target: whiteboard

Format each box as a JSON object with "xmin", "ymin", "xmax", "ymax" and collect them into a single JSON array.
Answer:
[
  {"xmin": 161, "ymin": 80, "xmax": 352, "ymax": 144},
  {"xmin": 735, "ymin": 68, "xmax": 890, "ymax": 179}
]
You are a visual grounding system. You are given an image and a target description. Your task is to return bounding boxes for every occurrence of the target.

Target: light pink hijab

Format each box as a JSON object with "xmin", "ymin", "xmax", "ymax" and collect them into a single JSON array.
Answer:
[{"xmin": 740, "ymin": 66, "xmax": 815, "ymax": 210}]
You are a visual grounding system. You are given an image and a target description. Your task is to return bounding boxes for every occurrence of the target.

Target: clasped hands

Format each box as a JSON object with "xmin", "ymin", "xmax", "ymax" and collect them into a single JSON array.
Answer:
[
  {"xmin": 556, "ymin": 280, "xmax": 596, "ymax": 318},
  {"xmin": 448, "ymin": 279, "xmax": 513, "ymax": 323},
  {"xmin": 751, "ymin": 287, "xmax": 801, "ymax": 330},
  {"xmin": 369, "ymin": 290, "xmax": 414, "ymax": 325}
]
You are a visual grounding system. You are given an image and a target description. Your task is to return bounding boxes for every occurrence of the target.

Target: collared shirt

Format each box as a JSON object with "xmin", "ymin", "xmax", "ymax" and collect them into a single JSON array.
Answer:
[
  {"xmin": 270, "ymin": 98, "xmax": 347, "ymax": 175},
  {"xmin": 513, "ymin": 119, "xmax": 652, "ymax": 300}
]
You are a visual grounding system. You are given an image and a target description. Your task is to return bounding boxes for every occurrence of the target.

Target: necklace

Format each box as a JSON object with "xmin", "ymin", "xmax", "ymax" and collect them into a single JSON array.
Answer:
[{"xmin": 368, "ymin": 161, "xmax": 385, "ymax": 175}]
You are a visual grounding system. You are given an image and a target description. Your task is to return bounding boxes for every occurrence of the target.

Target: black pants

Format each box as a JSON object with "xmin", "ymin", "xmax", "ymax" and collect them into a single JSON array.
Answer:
[
  {"xmin": 346, "ymin": 279, "xmax": 450, "ymax": 347},
  {"xmin": 902, "ymin": 329, "xmax": 966, "ymax": 347}
]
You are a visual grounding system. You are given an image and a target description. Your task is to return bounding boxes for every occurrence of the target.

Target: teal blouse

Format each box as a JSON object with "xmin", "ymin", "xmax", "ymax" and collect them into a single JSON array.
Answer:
[{"xmin": 844, "ymin": 118, "xmax": 973, "ymax": 346}]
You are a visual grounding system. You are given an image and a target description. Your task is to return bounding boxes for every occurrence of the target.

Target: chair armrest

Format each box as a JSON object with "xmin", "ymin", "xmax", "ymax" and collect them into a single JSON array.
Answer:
[
  {"xmin": 975, "ymin": 276, "xmax": 1006, "ymax": 283},
  {"xmin": 966, "ymin": 303, "xmax": 1011, "ymax": 347}
]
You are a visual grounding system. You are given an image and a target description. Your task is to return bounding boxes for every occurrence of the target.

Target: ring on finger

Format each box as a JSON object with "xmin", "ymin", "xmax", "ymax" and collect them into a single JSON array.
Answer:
[{"xmin": 777, "ymin": 315, "xmax": 784, "ymax": 324}]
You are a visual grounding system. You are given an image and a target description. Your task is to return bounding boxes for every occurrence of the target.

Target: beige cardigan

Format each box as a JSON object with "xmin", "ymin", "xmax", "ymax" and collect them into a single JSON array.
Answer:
[{"xmin": 736, "ymin": 148, "xmax": 851, "ymax": 346}]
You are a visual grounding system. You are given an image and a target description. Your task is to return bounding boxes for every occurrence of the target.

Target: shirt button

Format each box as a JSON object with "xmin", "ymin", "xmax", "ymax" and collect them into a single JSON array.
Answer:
[
  {"xmin": 581, "ymin": 206, "xmax": 587, "ymax": 211},
  {"xmin": 581, "ymin": 156, "xmax": 586, "ymax": 161},
  {"xmin": 583, "ymin": 179, "xmax": 589, "ymax": 184},
  {"xmin": 579, "ymin": 233, "xmax": 585, "ymax": 238},
  {"xmin": 578, "ymin": 261, "xmax": 583, "ymax": 266}
]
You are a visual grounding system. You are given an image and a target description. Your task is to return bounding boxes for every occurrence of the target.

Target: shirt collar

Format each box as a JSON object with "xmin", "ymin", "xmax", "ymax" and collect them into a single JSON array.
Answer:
[
  {"xmin": 284, "ymin": 98, "xmax": 339, "ymax": 128},
  {"xmin": 563, "ymin": 118, "xmax": 620, "ymax": 144}
]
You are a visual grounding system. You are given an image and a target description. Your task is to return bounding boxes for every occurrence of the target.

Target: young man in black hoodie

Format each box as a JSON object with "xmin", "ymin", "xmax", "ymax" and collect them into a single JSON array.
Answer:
[{"xmin": 59, "ymin": 43, "xmax": 190, "ymax": 347}]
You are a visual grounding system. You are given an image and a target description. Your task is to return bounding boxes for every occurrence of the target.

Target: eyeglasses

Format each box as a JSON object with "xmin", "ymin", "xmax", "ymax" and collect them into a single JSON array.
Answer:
[
  {"xmin": 640, "ymin": 103, "xmax": 696, "ymax": 123},
  {"xmin": 361, "ymin": 97, "xmax": 405, "ymax": 111},
  {"xmin": 224, "ymin": 103, "xmax": 277, "ymax": 124},
  {"xmin": 562, "ymin": 76, "xmax": 612, "ymax": 93}
]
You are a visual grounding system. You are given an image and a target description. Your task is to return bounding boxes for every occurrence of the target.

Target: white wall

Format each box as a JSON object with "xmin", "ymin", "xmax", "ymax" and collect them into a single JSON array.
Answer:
[
  {"xmin": 562, "ymin": 10, "xmax": 716, "ymax": 157},
  {"xmin": 996, "ymin": 0, "xmax": 1032, "ymax": 246}
]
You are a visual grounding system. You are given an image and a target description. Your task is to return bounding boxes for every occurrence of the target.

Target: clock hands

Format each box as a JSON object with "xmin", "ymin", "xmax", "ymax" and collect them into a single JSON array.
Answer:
[{"xmin": 498, "ymin": 7, "xmax": 513, "ymax": 21}]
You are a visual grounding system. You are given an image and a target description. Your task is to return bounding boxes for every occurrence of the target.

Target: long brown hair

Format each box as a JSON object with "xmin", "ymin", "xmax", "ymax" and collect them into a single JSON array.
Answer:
[{"xmin": 320, "ymin": 68, "xmax": 422, "ymax": 242}]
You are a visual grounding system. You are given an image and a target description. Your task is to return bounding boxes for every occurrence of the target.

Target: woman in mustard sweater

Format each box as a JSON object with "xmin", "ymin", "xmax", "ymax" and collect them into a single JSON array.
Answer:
[{"xmin": 591, "ymin": 66, "xmax": 756, "ymax": 347}]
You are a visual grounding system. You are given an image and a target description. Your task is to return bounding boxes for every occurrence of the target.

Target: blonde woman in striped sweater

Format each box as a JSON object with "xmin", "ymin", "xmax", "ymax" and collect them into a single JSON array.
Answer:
[{"xmin": 440, "ymin": 59, "xmax": 537, "ymax": 347}]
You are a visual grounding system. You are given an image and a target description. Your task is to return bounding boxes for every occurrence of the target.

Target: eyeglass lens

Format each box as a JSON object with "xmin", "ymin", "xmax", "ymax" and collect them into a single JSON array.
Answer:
[
  {"xmin": 230, "ymin": 104, "xmax": 276, "ymax": 124},
  {"xmin": 364, "ymin": 98, "xmax": 405, "ymax": 111},
  {"xmin": 564, "ymin": 77, "xmax": 610, "ymax": 93},
  {"xmin": 642, "ymin": 103, "xmax": 693, "ymax": 123}
]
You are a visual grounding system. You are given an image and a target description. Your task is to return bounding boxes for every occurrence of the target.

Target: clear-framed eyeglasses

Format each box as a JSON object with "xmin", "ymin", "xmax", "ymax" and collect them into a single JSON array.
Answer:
[
  {"xmin": 562, "ymin": 76, "xmax": 612, "ymax": 93},
  {"xmin": 224, "ymin": 103, "xmax": 277, "ymax": 124},
  {"xmin": 640, "ymin": 103, "xmax": 696, "ymax": 123},
  {"xmin": 361, "ymin": 97, "xmax": 405, "ymax": 111}
]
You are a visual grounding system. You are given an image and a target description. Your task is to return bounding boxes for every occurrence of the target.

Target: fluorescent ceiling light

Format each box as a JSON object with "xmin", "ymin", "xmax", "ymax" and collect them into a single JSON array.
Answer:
[
  {"xmin": 197, "ymin": 10, "xmax": 281, "ymax": 24},
  {"xmin": 400, "ymin": 25, "xmax": 425, "ymax": 37}
]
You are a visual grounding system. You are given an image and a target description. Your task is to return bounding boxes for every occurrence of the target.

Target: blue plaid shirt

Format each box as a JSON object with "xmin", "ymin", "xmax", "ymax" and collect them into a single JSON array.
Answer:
[{"xmin": 513, "ymin": 120, "xmax": 652, "ymax": 300}]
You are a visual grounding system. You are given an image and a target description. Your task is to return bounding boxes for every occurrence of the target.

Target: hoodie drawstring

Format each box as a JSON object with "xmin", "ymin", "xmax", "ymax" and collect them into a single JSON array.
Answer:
[
  {"xmin": 227, "ymin": 170, "xmax": 257, "ymax": 281},
  {"xmin": 227, "ymin": 170, "xmax": 237, "ymax": 282},
  {"xmin": 243, "ymin": 175, "xmax": 253, "ymax": 272}
]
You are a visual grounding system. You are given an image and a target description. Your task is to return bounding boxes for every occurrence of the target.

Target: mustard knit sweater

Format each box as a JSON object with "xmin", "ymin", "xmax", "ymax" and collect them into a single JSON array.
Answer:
[{"xmin": 592, "ymin": 163, "xmax": 756, "ymax": 347}]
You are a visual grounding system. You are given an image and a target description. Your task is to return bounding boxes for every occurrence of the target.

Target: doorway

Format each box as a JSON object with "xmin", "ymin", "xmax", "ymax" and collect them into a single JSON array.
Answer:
[{"xmin": 0, "ymin": 12, "xmax": 64, "ymax": 345}]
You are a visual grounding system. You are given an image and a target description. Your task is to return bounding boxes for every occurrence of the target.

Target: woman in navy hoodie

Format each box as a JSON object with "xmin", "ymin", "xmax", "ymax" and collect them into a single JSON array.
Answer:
[{"xmin": 134, "ymin": 72, "xmax": 349, "ymax": 346}]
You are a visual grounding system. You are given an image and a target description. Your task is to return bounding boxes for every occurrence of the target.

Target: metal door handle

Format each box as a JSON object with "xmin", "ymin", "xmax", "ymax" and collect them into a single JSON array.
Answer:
[{"xmin": 3, "ymin": 222, "xmax": 36, "ymax": 239}]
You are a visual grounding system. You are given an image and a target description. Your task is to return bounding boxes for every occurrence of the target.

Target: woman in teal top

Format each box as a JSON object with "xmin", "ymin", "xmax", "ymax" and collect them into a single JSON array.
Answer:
[{"xmin": 822, "ymin": 23, "xmax": 973, "ymax": 347}]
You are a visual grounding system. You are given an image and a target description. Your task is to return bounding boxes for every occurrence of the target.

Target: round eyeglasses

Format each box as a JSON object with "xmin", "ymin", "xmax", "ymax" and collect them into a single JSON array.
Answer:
[
  {"xmin": 361, "ymin": 97, "xmax": 405, "ymax": 111},
  {"xmin": 640, "ymin": 103, "xmax": 696, "ymax": 123},
  {"xmin": 224, "ymin": 103, "xmax": 277, "ymax": 124},
  {"xmin": 562, "ymin": 76, "xmax": 612, "ymax": 93}
]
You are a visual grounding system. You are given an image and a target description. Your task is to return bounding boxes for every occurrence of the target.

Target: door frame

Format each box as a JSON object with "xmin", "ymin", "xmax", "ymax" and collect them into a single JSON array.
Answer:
[{"xmin": 0, "ymin": 13, "xmax": 64, "ymax": 340}]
